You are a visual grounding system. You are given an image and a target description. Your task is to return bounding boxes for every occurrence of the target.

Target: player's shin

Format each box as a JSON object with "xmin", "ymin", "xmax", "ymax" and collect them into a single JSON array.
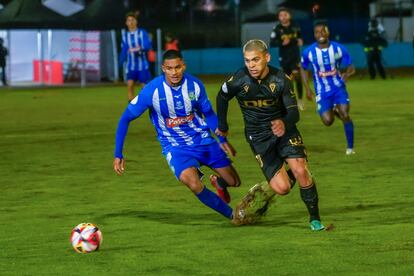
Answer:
[
  {"xmin": 299, "ymin": 179, "xmax": 321, "ymax": 222},
  {"xmin": 343, "ymin": 120, "xmax": 354, "ymax": 150},
  {"xmin": 196, "ymin": 186, "xmax": 233, "ymax": 219}
]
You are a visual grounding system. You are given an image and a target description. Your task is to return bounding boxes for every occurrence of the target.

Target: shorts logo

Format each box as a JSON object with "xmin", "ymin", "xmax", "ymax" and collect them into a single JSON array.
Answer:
[
  {"xmin": 289, "ymin": 137, "xmax": 303, "ymax": 146},
  {"xmin": 269, "ymin": 83, "xmax": 276, "ymax": 93},
  {"xmin": 166, "ymin": 114, "xmax": 194, "ymax": 128},
  {"xmin": 255, "ymin": 154, "xmax": 264, "ymax": 168}
]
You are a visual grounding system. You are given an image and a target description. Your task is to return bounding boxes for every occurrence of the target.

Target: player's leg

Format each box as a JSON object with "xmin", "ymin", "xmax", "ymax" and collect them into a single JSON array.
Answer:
[
  {"xmin": 179, "ymin": 167, "xmax": 233, "ymax": 219},
  {"xmin": 334, "ymin": 89, "xmax": 354, "ymax": 154},
  {"xmin": 367, "ymin": 52, "xmax": 376, "ymax": 79},
  {"xmin": 286, "ymin": 158, "xmax": 324, "ymax": 230},
  {"xmin": 375, "ymin": 52, "xmax": 386, "ymax": 79},
  {"xmin": 317, "ymin": 93, "xmax": 335, "ymax": 126},
  {"xmin": 204, "ymin": 142, "xmax": 241, "ymax": 203},
  {"xmin": 164, "ymin": 148, "xmax": 233, "ymax": 219},
  {"xmin": 292, "ymin": 66, "xmax": 304, "ymax": 110}
]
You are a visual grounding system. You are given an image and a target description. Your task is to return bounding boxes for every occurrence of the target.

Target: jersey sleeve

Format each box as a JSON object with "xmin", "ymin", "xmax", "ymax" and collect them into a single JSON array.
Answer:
[
  {"xmin": 127, "ymin": 84, "xmax": 152, "ymax": 117},
  {"xmin": 270, "ymin": 25, "xmax": 283, "ymax": 47},
  {"xmin": 301, "ymin": 48, "xmax": 311, "ymax": 70},
  {"xmin": 280, "ymin": 76, "xmax": 299, "ymax": 130},
  {"xmin": 141, "ymin": 30, "xmax": 152, "ymax": 51},
  {"xmin": 194, "ymin": 80, "xmax": 227, "ymax": 143},
  {"xmin": 339, "ymin": 44, "xmax": 352, "ymax": 67},
  {"xmin": 119, "ymin": 32, "xmax": 128, "ymax": 65},
  {"xmin": 216, "ymin": 75, "xmax": 239, "ymax": 132}
]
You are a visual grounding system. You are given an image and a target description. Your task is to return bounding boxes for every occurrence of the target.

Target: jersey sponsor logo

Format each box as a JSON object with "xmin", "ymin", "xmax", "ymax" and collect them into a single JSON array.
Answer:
[
  {"xmin": 269, "ymin": 83, "xmax": 276, "ymax": 93},
  {"xmin": 318, "ymin": 68, "xmax": 337, "ymax": 77},
  {"xmin": 243, "ymin": 99, "xmax": 277, "ymax": 107},
  {"xmin": 166, "ymin": 114, "xmax": 195, "ymax": 128}
]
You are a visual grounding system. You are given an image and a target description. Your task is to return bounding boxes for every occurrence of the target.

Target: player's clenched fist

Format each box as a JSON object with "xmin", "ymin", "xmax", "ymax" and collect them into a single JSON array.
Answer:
[
  {"xmin": 113, "ymin": 158, "xmax": 125, "ymax": 175},
  {"xmin": 271, "ymin": 119, "xmax": 285, "ymax": 137}
]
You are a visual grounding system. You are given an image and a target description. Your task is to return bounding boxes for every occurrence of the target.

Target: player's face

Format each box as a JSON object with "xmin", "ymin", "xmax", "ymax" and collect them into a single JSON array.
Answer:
[
  {"xmin": 278, "ymin": 11, "xmax": 291, "ymax": 25},
  {"xmin": 244, "ymin": 50, "xmax": 271, "ymax": 79},
  {"xmin": 126, "ymin": 16, "xmax": 137, "ymax": 30},
  {"xmin": 314, "ymin": 25, "xmax": 329, "ymax": 44},
  {"xmin": 162, "ymin": 58, "xmax": 186, "ymax": 86}
]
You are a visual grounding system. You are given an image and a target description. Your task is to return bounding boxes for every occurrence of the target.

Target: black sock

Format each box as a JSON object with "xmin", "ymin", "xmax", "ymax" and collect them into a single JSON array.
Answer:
[
  {"xmin": 217, "ymin": 177, "xmax": 229, "ymax": 188},
  {"xmin": 300, "ymin": 181, "xmax": 321, "ymax": 222}
]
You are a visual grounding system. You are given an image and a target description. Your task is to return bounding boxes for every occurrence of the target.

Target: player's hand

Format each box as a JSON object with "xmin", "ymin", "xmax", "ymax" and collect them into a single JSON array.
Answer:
[
  {"xmin": 341, "ymin": 72, "xmax": 349, "ymax": 82},
  {"xmin": 215, "ymin": 128, "xmax": 228, "ymax": 137},
  {"xmin": 271, "ymin": 119, "xmax": 285, "ymax": 137},
  {"xmin": 113, "ymin": 158, "xmax": 125, "ymax": 175},
  {"xmin": 220, "ymin": 142, "xmax": 237, "ymax": 157},
  {"xmin": 306, "ymin": 88, "xmax": 314, "ymax": 101},
  {"xmin": 297, "ymin": 38, "xmax": 304, "ymax": 47}
]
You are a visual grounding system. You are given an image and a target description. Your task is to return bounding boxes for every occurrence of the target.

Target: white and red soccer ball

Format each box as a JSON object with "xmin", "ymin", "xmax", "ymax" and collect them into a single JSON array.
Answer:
[{"xmin": 70, "ymin": 223, "xmax": 102, "ymax": 253}]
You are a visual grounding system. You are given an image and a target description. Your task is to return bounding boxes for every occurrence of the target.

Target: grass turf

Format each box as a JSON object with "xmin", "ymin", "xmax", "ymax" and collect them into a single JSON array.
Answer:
[{"xmin": 0, "ymin": 78, "xmax": 413, "ymax": 275}]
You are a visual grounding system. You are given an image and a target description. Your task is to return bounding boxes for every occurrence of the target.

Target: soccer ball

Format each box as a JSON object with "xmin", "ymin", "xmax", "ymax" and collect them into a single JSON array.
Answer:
[{"xmin": 70, "ymin": 223, "xmax": 102, "ymax": 253}]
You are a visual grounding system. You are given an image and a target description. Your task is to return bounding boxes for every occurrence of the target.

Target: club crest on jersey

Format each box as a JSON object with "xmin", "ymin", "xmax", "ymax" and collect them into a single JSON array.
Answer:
[
  {"xmin": 269, "ymin": 83, "xmax": 276, "ymax": 93},
  {"xmin": 188, "ymin": 91, "xmax": 196, "ymax": 100},
  {"xmin": 243, "ymin": 84, "xmax": 249, "ymax": 94}
]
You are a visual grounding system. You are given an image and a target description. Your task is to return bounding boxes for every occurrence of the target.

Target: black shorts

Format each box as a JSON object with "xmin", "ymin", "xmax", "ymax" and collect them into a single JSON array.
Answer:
[{"xmin": 249, "ymin": 129, "xmax": 307, "ymax": 181}]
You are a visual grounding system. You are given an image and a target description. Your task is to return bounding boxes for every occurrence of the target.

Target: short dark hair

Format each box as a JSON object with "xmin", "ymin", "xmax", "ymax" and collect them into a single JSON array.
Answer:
[
  {"xmin": 162, "ymin": 50, "xmax": 183, "ymax": 62},
  {"xmin": 314, "ymin": 20, "xmax": 328, "ymax": 29},
  {"xmin": 125, "ymin": 11, "xmax": 138, "ymax": 20},
  {"xmin": 277, "ymin": 7, "xmax": 291, "ymax": 17}
]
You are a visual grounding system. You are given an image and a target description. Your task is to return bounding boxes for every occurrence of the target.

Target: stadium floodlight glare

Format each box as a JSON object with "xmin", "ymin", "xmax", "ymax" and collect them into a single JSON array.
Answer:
[{"xmin": 42, "ymin": 0, "xmax": 84, "ymax": 17}]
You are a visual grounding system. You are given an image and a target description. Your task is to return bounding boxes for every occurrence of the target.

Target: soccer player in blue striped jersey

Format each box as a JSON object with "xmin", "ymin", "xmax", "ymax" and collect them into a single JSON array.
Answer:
[
  {"xmin": 113, "ymin": 50, "xmax": 242, "ymax": 222},
  {"xmin": 119, "ymin": 12, "xmax": 152, "ymax": 101},
  {"xmin": 300, "ymin": 22, "xmax": 356, "ymax": 155}
]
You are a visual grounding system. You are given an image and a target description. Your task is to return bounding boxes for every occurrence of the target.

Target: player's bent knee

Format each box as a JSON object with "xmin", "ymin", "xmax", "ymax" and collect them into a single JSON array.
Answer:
[{"xmin": 269, "ymin": 180, "xmax": 291, "ymax": 196}]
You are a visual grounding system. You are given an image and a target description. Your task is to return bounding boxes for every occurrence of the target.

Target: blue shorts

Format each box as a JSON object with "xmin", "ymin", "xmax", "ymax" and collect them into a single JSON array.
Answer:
[
  {"xmin": 126, "ymin": 69, "xmax": 151, "ymax": 84},
  {"xmin": 163, "ymin": 142, "xmax": 231, "ymax": 179},
  {"xmin": 316, "ymin": 87, "xmax": 350, "ymax": 115}
]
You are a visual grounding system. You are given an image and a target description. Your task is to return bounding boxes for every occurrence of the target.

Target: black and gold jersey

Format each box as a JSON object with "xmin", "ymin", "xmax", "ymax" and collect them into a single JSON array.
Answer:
[{"xmin": 216, "ymin": 66, "xmax": 299, "ymax": 142}]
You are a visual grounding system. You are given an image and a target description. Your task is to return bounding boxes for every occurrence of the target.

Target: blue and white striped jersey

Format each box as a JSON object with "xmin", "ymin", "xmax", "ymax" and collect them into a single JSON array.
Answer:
[
  {"xmin": 127, "ymin": 73, "xmax": 218, "ymax": 153},
  {"xmin": 301, "ymin": 41, "xmax": 352, "ymax": 94},
  {"xmin": 120, "ymin": 28, "xmax": 151, "ymax": 72}
]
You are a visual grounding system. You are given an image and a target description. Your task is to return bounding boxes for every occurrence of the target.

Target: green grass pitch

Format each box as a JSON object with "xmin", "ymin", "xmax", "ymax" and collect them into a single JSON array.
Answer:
[{"xmin": 1, "ymin": 77, "xmax": 413, "ymax": 275}]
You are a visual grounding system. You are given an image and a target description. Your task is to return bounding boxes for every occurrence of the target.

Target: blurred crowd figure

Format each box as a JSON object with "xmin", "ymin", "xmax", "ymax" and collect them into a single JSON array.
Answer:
[
  {"xmin": 270, "ymin": 8, "xmax": 304, "ymax": 110},
  {"xmin": 0, "ymin": 38, "xmax": 8, "ymax": 86},
  {"xmin": 363, "ymin": 18, "xmax": 388, "ymax": 80}
]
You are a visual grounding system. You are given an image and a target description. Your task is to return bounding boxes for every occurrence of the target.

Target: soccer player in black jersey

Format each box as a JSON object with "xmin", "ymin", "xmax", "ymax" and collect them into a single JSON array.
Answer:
[
  {"xmin": 215, "ymin": 40, "xmax": 324, "ymax": 231},
  {"xmin": 270, "ymin": 8, "xmax": 304, "ymax": 110}
]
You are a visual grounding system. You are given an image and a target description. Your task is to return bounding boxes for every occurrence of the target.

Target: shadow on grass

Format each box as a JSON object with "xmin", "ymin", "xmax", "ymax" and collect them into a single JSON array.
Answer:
[{"xmin": 98, "ymin": 209, "xmax": 226, "ymax": 226}]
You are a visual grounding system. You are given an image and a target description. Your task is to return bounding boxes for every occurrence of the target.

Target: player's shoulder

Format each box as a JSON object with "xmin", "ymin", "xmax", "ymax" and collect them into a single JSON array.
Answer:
[
  {"xmin": 183, "ymin": 73, "xmax": 205, "ymax": 89},
  {"xmin": 303, "ymin": 43, "xmax": 317, "ymax": 54},
  {"xmin": 228, "ymin": 67, "xmax": 250, "ymax": 83},
  {"xmin": 330, "ymin": 41, "xmax": 346, "ymax": 49},
  {"xmin": 268, "ymin": 66, "xmax": 290, "ymax": 83}
]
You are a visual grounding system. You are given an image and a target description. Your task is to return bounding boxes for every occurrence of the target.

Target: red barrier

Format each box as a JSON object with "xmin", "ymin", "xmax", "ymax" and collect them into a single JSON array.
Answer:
[{"xmin": 33, "ymin": 60, "xmax": 63, "ymax": 84}]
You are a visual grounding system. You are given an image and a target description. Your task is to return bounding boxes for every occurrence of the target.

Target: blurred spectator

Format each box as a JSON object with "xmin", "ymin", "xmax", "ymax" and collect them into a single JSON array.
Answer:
[
  {"xmin": 164, "ymin": 33, "xmax": 180, "ymax": 51},
  {"xmin": 119, "ymin": 11, "xmax": 152, "ymax": 101},
  {"xmin": 0, "ymin": 38, "xmax": 8, "ymax": 86},
  {"xmin": 148, "ymin": 33, "xmax": 156, "ymax": 77},
  {"xmin": 368, "ymin": 17, "xmax": 385, "ymax": 37},
  {"xmin": 363, "ymin": 23, "xmax": 388, "ymax": 79}
]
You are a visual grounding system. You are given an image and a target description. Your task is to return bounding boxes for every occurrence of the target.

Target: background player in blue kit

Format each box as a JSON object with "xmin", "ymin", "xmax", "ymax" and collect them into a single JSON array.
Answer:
[
  {"xmin": 120, "ymin": 12, "xmax": 152, "ymax": 101},
  {"xmin": 300, "ymin": 21, "xmax": 356, "ymax": 155},
  {"xmin": 113, "ymin": 50, "xmax": 242, "ymax": 222}
]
